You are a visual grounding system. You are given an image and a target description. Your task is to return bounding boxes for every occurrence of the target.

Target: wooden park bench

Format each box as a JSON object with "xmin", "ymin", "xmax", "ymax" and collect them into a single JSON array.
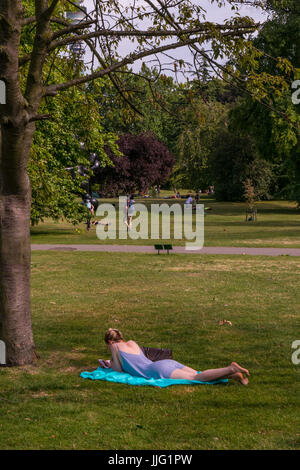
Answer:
[{"xmin": 154, "ymin": 244, "xmax": 173, "ymax": 254}]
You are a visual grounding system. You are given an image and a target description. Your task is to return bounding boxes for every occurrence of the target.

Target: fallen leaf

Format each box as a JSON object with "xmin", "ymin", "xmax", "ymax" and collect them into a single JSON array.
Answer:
[{"xmin": 219, "ymin": 319, "xmax": 232, "ymax": 326}]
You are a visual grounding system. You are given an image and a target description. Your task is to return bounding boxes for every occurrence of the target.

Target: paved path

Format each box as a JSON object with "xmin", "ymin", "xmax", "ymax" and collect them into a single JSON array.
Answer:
[{"xmin": 31, "ymin": 244, "xmax": 300, "ymax": 256}]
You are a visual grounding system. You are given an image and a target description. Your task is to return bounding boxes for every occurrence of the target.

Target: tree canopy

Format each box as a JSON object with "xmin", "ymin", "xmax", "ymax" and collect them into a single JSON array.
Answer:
[{"xmin": 92, "ymin": 132, "xmax": 175, "ymax": 196}]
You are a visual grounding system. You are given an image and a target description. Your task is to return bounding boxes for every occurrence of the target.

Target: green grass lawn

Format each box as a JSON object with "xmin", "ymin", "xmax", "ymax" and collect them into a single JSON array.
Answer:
[
  {"xmin": 30, "ymin": 196, "xmax": 300, "ymax": 247},
  {"xmin": 0, "ymin": 251, "xmax": 299, "ymax": 449}
]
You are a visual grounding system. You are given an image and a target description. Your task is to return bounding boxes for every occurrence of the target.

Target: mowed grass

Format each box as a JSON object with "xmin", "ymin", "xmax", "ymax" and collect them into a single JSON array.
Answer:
[
  {"xmin": 0, "ymin": 252, "xmax": 299, "ymax": 450},
  {"xmin": 30, "ymin": 197, "xmax": 300, "ymax": 247}
]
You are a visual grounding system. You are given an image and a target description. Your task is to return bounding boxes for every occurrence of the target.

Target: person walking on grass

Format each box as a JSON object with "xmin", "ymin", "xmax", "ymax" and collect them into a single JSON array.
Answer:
[
  {"xmin": 85, "ymin": 199, "xmax": 94, "ymax": 231},
  {"xmin": 99, "ymin": 328, "xmax": 249, "ymax": 385},
  {"xmin": 124, "ymin": 195, "xmax": 135, "ymax": 229},
  {"xmin": 185, "ymin": 194, "xmax": 193, "ymax": 205}
]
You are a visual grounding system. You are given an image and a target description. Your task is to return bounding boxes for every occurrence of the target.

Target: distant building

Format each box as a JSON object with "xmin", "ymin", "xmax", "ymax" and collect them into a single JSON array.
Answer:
[{"xmin": 66, "ymin": 0, "xmax": 87, "ymax": 56}]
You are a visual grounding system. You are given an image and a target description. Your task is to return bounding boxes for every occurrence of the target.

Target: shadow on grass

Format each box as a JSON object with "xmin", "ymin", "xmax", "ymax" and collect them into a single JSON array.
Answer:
[{"xmin": 31, "ymin": 229, "xmax": 77, "ymax": 237}]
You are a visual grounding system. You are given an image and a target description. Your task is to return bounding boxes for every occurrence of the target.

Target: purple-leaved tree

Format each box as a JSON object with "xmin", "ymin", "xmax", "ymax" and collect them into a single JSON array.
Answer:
[{"xmin": 93, "ymin": 133, "xmax": 175, "ymax": 196}]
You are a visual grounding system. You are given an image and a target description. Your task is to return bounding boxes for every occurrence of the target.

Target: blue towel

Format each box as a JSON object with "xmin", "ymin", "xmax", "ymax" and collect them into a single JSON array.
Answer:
[{"xmin": 80, "ymin": 367, "xmax": 228, "ymax": 388}]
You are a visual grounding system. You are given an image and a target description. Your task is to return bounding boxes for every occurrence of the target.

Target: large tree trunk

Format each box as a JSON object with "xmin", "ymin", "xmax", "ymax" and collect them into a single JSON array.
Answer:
[
  {"xmin": 0, "ymin": 1, "xmax": 36, "ymax": 365},
  {"xmin": 0, "ymin": 192, "xmax": 35, "ymax": 366},
  {"xmin": 0, "ymin": 121, "xmax": 37, "ymax": 365}
]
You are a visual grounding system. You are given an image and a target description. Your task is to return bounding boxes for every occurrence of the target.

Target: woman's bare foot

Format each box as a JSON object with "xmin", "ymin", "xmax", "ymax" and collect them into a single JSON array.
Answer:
[
  {"xmin": 229, "ymin": 371, "xmax": 248, "ymax": 386},
  {"xmin": 231, "ymin": 362, "xmax": 250, "ymax": 377}
]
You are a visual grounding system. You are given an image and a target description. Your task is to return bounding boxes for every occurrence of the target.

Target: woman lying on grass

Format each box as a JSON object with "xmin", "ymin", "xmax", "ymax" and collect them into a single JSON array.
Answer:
[{"xmin": 99, "ymin": 328, "xmax": 249, "ymax": 385}]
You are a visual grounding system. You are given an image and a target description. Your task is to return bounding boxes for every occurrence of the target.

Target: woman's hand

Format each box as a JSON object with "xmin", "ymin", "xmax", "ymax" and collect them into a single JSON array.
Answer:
[{"xmin": 98, "ymin": 359, "xmax": 111, "ymax": 368}]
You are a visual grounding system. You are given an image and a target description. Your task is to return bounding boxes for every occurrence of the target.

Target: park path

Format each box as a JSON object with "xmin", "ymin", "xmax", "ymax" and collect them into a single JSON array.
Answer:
[{"xmin": 31, "ymin": 244, "xmax": 300, "ymax": 256}]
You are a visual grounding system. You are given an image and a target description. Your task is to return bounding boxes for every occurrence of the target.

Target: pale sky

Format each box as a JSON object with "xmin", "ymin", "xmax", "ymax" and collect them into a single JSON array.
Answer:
[
  {"xmin": 78, "ymin": 1, "xmax": 268, "ymax": 79},
  {"xmin": 83, "ymin": 0, "xmax": 267, "ymax": 23}
]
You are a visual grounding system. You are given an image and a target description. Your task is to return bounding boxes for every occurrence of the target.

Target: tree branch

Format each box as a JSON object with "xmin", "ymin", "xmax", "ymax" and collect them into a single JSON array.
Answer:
[
  {"xmin": 50, "ymin": 19, "xmax": 97, "ymax": 39},
  {"xmin": 22, "ymin": 15, "xmax": 73, "ymax": 27},
  {"xmin": 145, "ymin": 0, "xmax": 292, "ymax": 123},
  {"xmin": 24, "ymin": 1, "xmax": 59, "ymax": 108},
  {"xmin": 82, "ymin": 38, "xmax": 145, "ymax": 117},
  {"xmin": 45, "ymin": 0, "xmax": 61, "ymax": 20},
  {"xmin": 48, "ymin": 23, "xmax": 258, "ymax": 52},
  {"xmin": 21, "ymin": 16, "xmax": 37, "ymax": 26},
  {"xmin": 28, "ymin": 113, "xmax": 51, "ymax": 122},
  {"xmin": 44, "ymin": 37, "xmax": 207, "ymax": 96}
]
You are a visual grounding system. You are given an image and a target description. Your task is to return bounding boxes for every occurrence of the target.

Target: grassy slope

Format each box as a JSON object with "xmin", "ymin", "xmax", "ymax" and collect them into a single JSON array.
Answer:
[{"xmin": 0, "ymin": 252, "xmax": 299, "ymax": 449}]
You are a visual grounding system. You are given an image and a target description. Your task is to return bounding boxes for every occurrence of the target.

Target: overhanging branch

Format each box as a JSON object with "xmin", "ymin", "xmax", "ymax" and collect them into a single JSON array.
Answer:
[
  {"xmin": 48, "ymin": 23, "xmax": 258, "ymax": 51},
  {"xmin": 82, "ymin": 38, "xmax": 145, "ymax": 117},
  {"xmin": 44, "ymin": 37, "xmax": 206, "ymax": 96},
  {"xmin": 29, "ymin": 113, "xmax": 52, "ymax": 122}
]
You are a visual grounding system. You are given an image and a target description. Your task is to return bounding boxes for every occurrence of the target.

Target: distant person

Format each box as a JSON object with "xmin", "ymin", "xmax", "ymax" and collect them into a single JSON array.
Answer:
[
  {"xmin": 125, "ymin": 195, "xmax": 135, "ymax": 228},
  {"xmin": 85, "ymin": 199, "xmax": 94, "ymax": 230},
  {"xmin": 185, "ymin": 194, "xmax": 193, "ymax": 205},
  {"xmin": 154, "ymin": 185, "xmax": 161, "ymax": 197}
]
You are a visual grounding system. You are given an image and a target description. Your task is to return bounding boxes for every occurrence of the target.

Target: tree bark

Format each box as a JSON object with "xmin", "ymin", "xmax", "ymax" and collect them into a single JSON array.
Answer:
[
  {"xmin": 0, "ymin": 0, "xmax": 36, "ymax": 365},
  {"xmin": 0, "ymin": 189, "xmax": 35, "ymax": 366},
  {"xmin": 0, "ymin": 118, "xmax": 37, "ymax": 365}
]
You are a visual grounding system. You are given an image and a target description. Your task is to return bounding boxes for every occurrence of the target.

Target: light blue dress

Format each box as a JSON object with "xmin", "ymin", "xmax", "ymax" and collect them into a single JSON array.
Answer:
[
  {"xmin": 117, "ymin": 345, "xmax": 185, "ymax": 379},
  {"xmin": 127, "ymin": 199, "xmax": 135, "ymax": 216}
]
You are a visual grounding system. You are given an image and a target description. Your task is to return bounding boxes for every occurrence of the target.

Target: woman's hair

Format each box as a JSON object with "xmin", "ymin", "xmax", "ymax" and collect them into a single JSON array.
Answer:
[{"xmin": 104, "ymin": 328, "xmax": 124, "ymax": 344}]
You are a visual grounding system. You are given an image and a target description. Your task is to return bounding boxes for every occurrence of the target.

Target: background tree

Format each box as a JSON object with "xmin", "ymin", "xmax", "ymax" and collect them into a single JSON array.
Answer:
[
  {"xmin": 210, "ymin": 129, "xmax": 274, "ymax": 201},
  {"xmin": 30, "ymin": 87, "xmax": 118, "ymax": 225},
  {"xmin": 229, "ymin": 0, "xmax": 300, "ymax": 201},
  {"xmin": 92, "ymin": 132, "xmax": 175, "ymax": 196},
  {"xmin": 171, "ymin": 80, "xmax": 234, "ymax": 190},
  {"xmin": 243, "ymin": 178, "xmax": 256, "ymax": 211},
  {"xmin": 89, "ymin": 66, "xmax": 185, "ymax": 156},
  {"xmin": 93, "ymin": 72, "xmax": 240, "ymax": 192}
]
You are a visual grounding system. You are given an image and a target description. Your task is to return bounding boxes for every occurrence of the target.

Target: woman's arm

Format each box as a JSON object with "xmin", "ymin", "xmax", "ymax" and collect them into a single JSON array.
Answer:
[{"xmin": 108, "ymin": 343, "xmax": 123, "ymax": 372}]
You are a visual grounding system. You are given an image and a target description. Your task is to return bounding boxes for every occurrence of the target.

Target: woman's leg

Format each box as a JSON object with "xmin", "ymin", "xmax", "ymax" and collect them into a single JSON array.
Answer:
[
  {"xmin": 228, "ymin": 372, "xmax": 249, "ymax": 386},
  {"xmin": 195, "ymin": 365, "xmax": 235, "ymax": 382},
  {"xmin": 170, "ymin": 362, "xmax": 249, "ymax": 382},
  {"xmin": 196, "ymin": 362, "xmax": 249, "ymax": 382},
  {"xmin": 170, "ymin": 366, "xmax": 198, "ymax": 380}
]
